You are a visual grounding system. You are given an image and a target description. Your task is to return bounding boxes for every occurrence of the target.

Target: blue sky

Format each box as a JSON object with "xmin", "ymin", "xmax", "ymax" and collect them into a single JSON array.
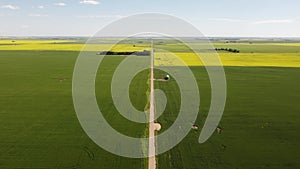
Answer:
[{"xmin": 0, "ymin": 0, "xmax": 299, "ymax": 37}]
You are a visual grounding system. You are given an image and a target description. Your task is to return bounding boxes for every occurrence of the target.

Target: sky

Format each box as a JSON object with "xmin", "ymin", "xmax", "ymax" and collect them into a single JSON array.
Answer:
[{"xmin": 0, "ymin": 0, "xmax": 300, "ymax": 37}]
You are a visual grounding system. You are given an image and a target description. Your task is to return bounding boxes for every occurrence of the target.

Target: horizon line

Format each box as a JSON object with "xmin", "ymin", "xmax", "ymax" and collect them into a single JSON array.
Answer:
[{"xmin": 1, "ymin": 36, "xmax": 300, "ymax": 39}]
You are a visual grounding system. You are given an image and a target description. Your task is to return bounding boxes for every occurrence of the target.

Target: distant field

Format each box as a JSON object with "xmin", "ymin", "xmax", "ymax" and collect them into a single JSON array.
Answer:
[
  {"xmin": 0, "ymin": 39, "xmax": 299, "ymax": 168},
  {"xmin": 155, "ymin": 41, "xmax": 300, "ymax": 67},
  {"xmin": 0, "ymin": 40, "xmax": 84, "ymax": 51},
  {"xmin": 155, "ymin": 52, "xmax": 300, "ymax": 67},
  {"xmin": 1, "ymin": 40, "xmax": 299, "ymax": 67},
  {"xmin": 0, "ymin": 40, "xmax": 150, "ymax": 52}
]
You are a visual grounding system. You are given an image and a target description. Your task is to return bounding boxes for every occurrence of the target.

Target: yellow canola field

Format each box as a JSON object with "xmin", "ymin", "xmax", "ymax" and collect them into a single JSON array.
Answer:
[
  {"xmin": 0, "ymin": 40, "xmax": 84, "ymax": 51},
  {"xmin": 155, "ymin": 52, "xmax": 300, "ymax": 68},
  {"xmin": 0, "ymin": 40, "xmax": 150, "ymax": 52},
  {"xmin": 1, "ymin": 40, "xmax": 299, "ymax": 68}
]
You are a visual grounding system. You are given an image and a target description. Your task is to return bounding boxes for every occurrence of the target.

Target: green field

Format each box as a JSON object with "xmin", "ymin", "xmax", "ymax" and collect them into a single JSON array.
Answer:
[{"xmin": 0, "ymin": 39, "xmax": 299, "ymax": 169}]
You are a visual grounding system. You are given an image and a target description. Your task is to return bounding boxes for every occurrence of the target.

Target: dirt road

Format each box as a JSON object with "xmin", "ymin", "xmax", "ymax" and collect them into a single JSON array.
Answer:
[{"xmin": 148, "ymin": 40, "xmax": 156, "ymax": 169}]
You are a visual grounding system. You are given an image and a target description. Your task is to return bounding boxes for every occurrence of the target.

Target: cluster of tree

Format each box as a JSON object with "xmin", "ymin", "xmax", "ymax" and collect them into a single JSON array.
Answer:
[
  {"xmin": 215, "ymin": 48, "xmax": 240, "ymax": 53},
  {"xmin": 225, "ymin": 41, "xmax": 237, "ymax": 43},
  {"xmin": 97, "ymin": 50, "xmax": 150, "ymax": 56}
]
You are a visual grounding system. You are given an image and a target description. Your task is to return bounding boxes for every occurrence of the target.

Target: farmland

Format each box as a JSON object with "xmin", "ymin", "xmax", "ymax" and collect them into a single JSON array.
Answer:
[{"xmin": 0, "ymin": 39, "xmax": 299, "ymax": 169}]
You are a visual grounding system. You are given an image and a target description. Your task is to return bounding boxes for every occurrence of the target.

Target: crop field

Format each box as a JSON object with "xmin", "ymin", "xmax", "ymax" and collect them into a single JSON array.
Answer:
[{"xmin": 0, "ymin": 39, "xmax": 299, "ymax": 169}]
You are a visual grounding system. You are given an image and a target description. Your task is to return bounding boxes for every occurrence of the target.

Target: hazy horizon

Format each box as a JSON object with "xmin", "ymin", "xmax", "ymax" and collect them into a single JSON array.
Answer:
[{"xmin": 1, "ymin": 0, "xmax": 300, "ymax": 37}]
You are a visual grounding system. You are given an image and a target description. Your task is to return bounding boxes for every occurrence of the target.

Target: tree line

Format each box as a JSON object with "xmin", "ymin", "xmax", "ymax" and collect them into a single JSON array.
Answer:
[{"xmin": 215, "ymin": 48, "xmax": 240, "ymax": 53}]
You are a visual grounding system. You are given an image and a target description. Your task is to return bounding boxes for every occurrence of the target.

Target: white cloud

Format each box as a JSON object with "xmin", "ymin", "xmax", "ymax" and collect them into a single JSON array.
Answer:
[
  {"xmin": 77, "ymin": 14, "xmax": 124, "ymax": 18},
  {"xmin": 54, "ymin": 2, "xmax": 66, "ymax": 6},
  {"xmin": 29, "ymin": 14, "xmax": 49, "ymax": 17},
  {"xmin": 209, "ymin": 18, "xmax": 296, "ymax": 25},
  {"xmin": 0, "ymin": 5, "xmax": 19, "ymax": 10},
  {"xmin": 252, "ymin": 19, "xmax": 294, "ymax": 24},
  {"xmin": 21, "ymin": 25, "xmax": 29, "ymax": 29},
  {"xmin": 209, "ymin": 18, "xmax": 243, "ymax": 22},
  {"xmin": 37, "ymin": 5, "xmax": 44, "ymax": 9},
  {"xmin": 79, "ymin": 0, "xmax": 100, "ymax": 5}
]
